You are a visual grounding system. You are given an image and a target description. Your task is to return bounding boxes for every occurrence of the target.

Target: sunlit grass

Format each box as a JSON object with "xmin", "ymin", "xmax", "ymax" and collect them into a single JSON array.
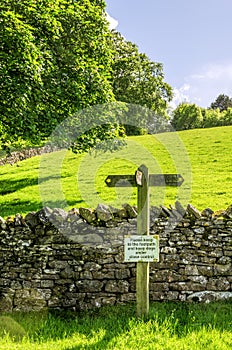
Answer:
[
  {"xmin": 0, "ymin": 302, "xmax": 231, "ymax": 349},
  {"xmin": 0, "ymin": 126, "xmax": 232, "ymax": 217}
]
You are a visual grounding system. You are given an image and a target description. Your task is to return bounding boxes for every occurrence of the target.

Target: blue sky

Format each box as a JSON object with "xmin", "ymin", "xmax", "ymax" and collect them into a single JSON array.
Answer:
[{"xmin": 105, "ymin": 0, "xmax": 232, "ymax": 108}]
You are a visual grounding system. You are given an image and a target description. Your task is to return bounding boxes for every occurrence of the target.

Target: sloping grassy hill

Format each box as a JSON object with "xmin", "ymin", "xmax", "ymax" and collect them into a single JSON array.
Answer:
[{"xmin": 0, "ymin": 126, "xmax": 231, "ymax": 218}]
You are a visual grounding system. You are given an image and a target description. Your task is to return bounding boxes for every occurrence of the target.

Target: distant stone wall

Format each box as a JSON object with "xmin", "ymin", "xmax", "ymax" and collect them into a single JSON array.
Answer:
[
  {"xmin": 0, "ymin": 203, "xmax": 231, "ymax": 312},
  {"xmin": 0, "ymin": 145, "xmax": 60, "ymax": 166}
]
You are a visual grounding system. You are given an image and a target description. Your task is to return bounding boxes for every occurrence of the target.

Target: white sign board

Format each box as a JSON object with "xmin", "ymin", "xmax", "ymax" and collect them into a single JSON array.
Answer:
[{"xmin": 124, "ymin": 235, "xmax": 159, "ymax": 262}]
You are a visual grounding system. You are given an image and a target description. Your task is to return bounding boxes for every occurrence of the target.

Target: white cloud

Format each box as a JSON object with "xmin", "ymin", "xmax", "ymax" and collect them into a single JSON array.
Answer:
[
  {"xmin": 170, "ymin": 62, "xmax": 232, "ymax": 109},
  {"xmin": 106, "ymin": 13, "xmax": 118, "ymax": 30},
  {"xmin": 169, "ymin": 84, "xmax": 190, "ymax": 109}
]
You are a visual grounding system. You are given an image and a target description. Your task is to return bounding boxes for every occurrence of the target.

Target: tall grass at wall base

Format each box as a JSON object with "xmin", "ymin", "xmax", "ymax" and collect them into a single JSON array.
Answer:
[{"xmin": 0, "ymin": 302, "xmax": 231, "ymax": 349}]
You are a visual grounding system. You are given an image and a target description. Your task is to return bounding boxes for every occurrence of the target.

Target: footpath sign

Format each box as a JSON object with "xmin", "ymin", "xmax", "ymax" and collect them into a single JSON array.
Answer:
[
  {"xmin": 124, "ymin": 235, "xmax": 159, "ymax": 263},
  {"xmin": 105, "ymin": 164, "xmax": 184, "ymax": 317}
]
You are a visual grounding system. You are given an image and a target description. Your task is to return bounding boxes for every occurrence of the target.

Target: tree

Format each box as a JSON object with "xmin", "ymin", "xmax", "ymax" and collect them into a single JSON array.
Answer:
[
  {"xmin": 210, "ymin": 94, "xmax": 232, "ymax": 112},
  {"xmin": 109, "ymin": 31, "xmax": 173, "ymax": 134},
  {"xmin": 201, "ymin": 108, "xmax": 222, "ymax": 128},
  {"xmin": 222, "ymin": 107, "xmax": 232, "ymax": 126},
  {"xmin": 0, "ymin": 0, "xmax": 116, "ymax": 152},
  {"xmin": 171, "ymin": 103, "xmax": 203, "ymax": 130}
]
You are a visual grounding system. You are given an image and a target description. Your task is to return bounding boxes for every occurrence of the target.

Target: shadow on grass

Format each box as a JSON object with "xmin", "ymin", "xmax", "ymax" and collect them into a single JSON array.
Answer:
[
  {"xmin": 0, "ymin": 200, "xmax": 42, "ymax": 218},
  {"xmin": 0, "ymin": 174, "xmax": 86, "ymax": 217},
  {"xmin": 0, "ymin": 174, "xmax": 70, "ymax": 197},
  {"xmin": 0, "ymin": 178, "xmax": 38, "ymax": 195},
  {"xmin": 0, "ymin": 198, "xmax": 86, "ymax": 218}
]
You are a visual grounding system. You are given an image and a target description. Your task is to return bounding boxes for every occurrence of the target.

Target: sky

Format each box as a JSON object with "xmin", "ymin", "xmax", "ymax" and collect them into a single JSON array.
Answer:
[{"xmin": 105, "ymin": 0, "xmax": 232, "ymax": 109}]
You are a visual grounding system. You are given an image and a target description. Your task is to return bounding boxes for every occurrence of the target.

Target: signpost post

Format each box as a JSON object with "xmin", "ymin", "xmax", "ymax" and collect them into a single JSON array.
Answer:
[{"xmin": 105, "ymin": 164, "xmax": 184, "ymax": 317}]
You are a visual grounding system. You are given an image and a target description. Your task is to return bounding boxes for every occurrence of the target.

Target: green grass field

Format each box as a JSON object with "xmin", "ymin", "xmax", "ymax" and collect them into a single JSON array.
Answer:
[
  {"xmin": 0, "ymin": 126, "xmax": 232, "ymax": 218},
  {"xmin": 0, "ymin": 302, "xmax": 231, "ymax": 349}
]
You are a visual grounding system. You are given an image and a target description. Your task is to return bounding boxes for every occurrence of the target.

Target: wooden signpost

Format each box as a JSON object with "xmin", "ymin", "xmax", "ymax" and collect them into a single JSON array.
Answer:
[{"xmin": 105, "ymin": 164, "xmax": 184, "ymax": 317}]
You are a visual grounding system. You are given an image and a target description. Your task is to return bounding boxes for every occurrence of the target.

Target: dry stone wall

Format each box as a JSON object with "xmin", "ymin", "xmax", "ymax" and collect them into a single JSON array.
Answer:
[{"xmin": 0, "ymin": 203, "xmax": 231, "ymax": 312}]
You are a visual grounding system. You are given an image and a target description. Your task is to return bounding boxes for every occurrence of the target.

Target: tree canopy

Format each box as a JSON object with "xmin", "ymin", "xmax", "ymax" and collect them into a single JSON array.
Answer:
[
  {"xmin": 171, "ymin": 103, "xmax": 203, "ymax": 131},
  {"xmin": 0, "ymin": 1, "xmax": 173, "ymax": 152},
  {"xmin": 210, "ymin": 94, "xmax": 232, "ymax": 112},
  {"xmin": 171, "ymin": 102, "xmax": 232, "ymax": 131},
  {"xmin": 110, "ymin": 31, "xmax": 173, "ymax": 134},
  {"xmin": 0, "ymin": 0, "xmax": 114, "ymax": 151}
]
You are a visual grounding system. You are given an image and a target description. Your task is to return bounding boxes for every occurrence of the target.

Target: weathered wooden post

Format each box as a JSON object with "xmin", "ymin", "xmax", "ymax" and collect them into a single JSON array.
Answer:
[
  {"xmin": 105, "ymin": 164, "xmax": 184, "ymax": 317},
  {"xmin": 136, "ymin": 164, "xmax": 150, "ymax": 317}
]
